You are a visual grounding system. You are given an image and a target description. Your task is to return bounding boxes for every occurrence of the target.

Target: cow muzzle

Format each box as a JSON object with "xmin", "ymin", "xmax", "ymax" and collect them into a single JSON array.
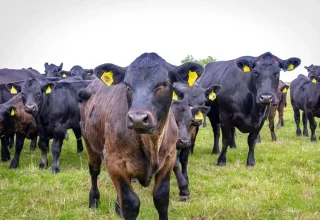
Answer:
[
  {"xmin": 259, "ymin": 93, "xmax": 278, "ymax": 105},
  {"xmin": 176, "ymin": 138, "xmax": 191, "ymax": 149},
  {"xmin": 25, "ymin": 105, "xmax": 36, "ymax": 114},
  {"xmin": 127, "ymin": 111, "xmax": 155, "ymax": 133}
]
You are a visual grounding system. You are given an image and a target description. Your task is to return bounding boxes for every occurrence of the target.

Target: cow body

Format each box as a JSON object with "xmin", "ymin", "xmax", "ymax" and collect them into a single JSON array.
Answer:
[
  {"xmin": 198, "ymin": 52, "xmax": 300, "ymax": 166},
  {"xmin": 0, "ymin": 68, "xmax": 42, "ymax": 82},
  {"xmin": 267, "ymin": 80, "xmax": 289, "ymax": 141},
  {"xmin": 0, "ymin": 93, "xmax": 37, "ymax": 167},
  {"xmin": 290, "ymin": 74, "xmax": 320, "ymax": 141},
  {"xmin": 80, "ymin": 53, "xmax": 203, "ymax": 219}
]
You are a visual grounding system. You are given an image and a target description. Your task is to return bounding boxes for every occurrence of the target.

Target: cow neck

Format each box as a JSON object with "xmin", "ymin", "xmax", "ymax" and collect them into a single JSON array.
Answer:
[
  {"xmin": 138, "ymin": 113, "xmax": 169, "ymax": 182},
  {"xmin": 36, "ymin": 93, "xmax": 51, "ymax": 123}
]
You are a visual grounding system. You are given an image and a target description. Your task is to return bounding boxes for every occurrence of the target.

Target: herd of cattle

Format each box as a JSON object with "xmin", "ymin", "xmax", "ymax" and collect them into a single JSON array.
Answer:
[{"xmin": 1, "ymin": 51, "xmax": 318, "ymax": 219}]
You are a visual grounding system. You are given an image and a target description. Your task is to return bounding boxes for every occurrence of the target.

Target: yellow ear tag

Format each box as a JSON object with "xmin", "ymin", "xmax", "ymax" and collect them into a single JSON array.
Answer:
[
  {"xmin": 172, "ymin": 91, "xmax": 178, "ymax": 100},
  {"xmin": 10, "ymin": 109, "xmax": 15, "ymax": 116},
  {"xmin": 243, "ymin": 65, "xmax": 251, "ymax": 72},
  {"xmin": 188, "ymin": 71, "xmax": 198, "ymax": 87},
  {"xmin": 312, "ymin": 78, "xmax": 317, "ymax": 83},
  {"xmin": 45, "ymin": 86, "xmax": 51, "ymax": 94},
  {"xmin": 10, "ymin": 86, "xmax": 17, "ymax": 94},
  {"xmin": 195, "ymin": 111, "xmax": 203, "ymax": 120},
  {"xmin": 283, "ymin": 87, "xmax": 287, "ymax": 93},
  {"xmin": 101, "ymin": 71, "xmax": 114, "ymax": 86},
  {"xmin": 62, "ymin": 74, "xmax": 67, "ymax": 78},
  {"xmin": 209, "ymin": 91, "xmax": 216, "ymax": 101},
  {"xmin": 287, "ymin": 64, "xmax": 294, "ymax": 71}
]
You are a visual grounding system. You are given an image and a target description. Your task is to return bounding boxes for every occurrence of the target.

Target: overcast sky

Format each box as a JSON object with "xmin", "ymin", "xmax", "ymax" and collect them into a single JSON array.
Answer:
[{"xmin": 1, "ymin": 0, "xmax": 319, "ymax": 81}]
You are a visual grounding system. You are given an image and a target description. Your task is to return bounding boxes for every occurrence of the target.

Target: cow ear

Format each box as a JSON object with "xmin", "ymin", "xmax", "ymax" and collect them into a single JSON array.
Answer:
[
  {"xmin": 281, "ymin": 58, "xmax": 301, "ymax": 71},
  {"xmin": 94, "ymin": 64, "xmax": 126, "ymax": 86},
  {"xmin": 6, "ymin": 106, "xmax": 16, "ymax": 117},
  {"xmin": 58, "ymin": 63, "xmax": 63, "ymax": 71},
  {"xmin": 191, "ymin": 106, "xmax": 210, "ymax": 126},
  {"xmin": 44, "ymin": 62, "xmax": 49, "ymax": 69},
  {"xmin": 41, "ymin": 83, "xmax": 56, "ymax": 94},
  {"xmin": 172, "ymin": 83, "xmax": 186, "ymax": 101},
  {"xmin": 84, "ymin": 69, "xmax": 93, "ymax": 76},
  {"xmin": 205, "ymin": 85, "xmax": 221, "ymax": 101},
  {"xmin": 236, "ymin": 58, "xmax": 252, "ymax": 73},
  {"xmin": 281, "ymin": 85, "xmax": 289, "ymax": 93},
  {"xmin": 169, "ymin": 62, "xmax": 204, "ymax": 86},
  {"xmin": 60, "ymin": 70, "xmax": 69, "ymax": 78},
  {"xmin": 6, "ymin": 83, "xmax": 21, "ymax": 94}
]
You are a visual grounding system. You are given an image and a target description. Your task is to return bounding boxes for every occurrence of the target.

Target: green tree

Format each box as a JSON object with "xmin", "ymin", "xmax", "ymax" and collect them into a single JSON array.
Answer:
[{"xmin": 181, "ymin": 55, "xmax": 216, "ymax": 66}]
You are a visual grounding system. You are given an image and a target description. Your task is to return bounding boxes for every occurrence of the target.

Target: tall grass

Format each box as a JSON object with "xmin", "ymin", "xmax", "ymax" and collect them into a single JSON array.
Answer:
[{"xmin": 1, "ymin": 93, "xmax": 319, "ymax": 219}]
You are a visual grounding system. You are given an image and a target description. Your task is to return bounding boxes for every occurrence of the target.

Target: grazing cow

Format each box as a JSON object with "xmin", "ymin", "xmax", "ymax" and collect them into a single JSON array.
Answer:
[
  {"xmin": 267, "ymin": 80, "xmax": 289, "ymax": 141},
  {"xmin": 9, "ymin": 79, "xmax": 91, "ymax": 173},
  {"xmin": 290, "ymin": 74, "xmax": 320, "ymax": 141},
  {"xmin": 79, "ymin": 52, "xmax": 203, "ymax": 219},
  {"xmin": 197, "ymin": 52, "xmax": 300, "ymax": 166},
  {"xmin": 44, "ymin": 63, "xmax": 64, "ymax": 78},
  {"xmin": 0, "ymin": 93, "xmax": 37, "ymax": 167}
]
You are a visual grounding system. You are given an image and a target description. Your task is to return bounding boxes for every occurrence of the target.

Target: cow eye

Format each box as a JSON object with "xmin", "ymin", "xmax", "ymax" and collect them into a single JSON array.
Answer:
[
  {"xmin": 36, "ymin": 93, "xmax": 41, "ymax": 98},
  {"xmin": 253, "ymin": 70, "xmax": 260, "ymax": 77},
  {"xmin": 155, "ymin": 82, "xmax": 168, "ymax": 93},
  {"xmin": 21, "ymin": 94, "xmax": 27, "ymax": 104}
]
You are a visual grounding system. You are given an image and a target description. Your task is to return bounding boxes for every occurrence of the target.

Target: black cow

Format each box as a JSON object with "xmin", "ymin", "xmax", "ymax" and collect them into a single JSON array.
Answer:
[
  {"xmin": 171, "ymin": 99, "xmax": 210, "ymax": 201},
  {"xmin": 198, "ymin": 52, "xmax": 300, "ymax": 166},
  {"xmin": 0, "ymin": 68, "xmax": 42, "ymax": 82},
  {"xmin": 9, "ymin": 79, "xmax": 92, "ymax": 173},
  {"xmin": 290, "ymin": 74, "xmax": 320, "ymax": 141},
  {"xmin": 305, "ymin": 64, "xmax": 320, "ymax": 82},
  {"xmin": 44, "ymin": 63, "xmax": 64, "ymax": 78}
]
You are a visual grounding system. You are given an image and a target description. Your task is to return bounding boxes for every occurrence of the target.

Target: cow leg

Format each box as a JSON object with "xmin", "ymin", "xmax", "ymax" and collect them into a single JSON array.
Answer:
[
  {"xmin": 293, "ymin": 108, "xmax": 301, "ymax": 136},
  {"xmin": 1, "ymin": 136, "xmax": 10, "ymax": 161},
  {"xmin": 306, "ymin": 111, "xmax": 316, "ymax": 142},
  {"xmin": 277, "ymin": 105, "xmax": 284, "ymax": 129},
  {"xmin": 9, "ymin": 133, "xmax": 25, "ymax": 169},
  {"xmin": 302, "ymin": 112, "xmax": 309, "ymax": 137},
  {"xmin": 113, "ymin": 178, "xmax": 140, "ymax": 219},
  {"xmin": 153, "ymin": 170, "xmax": 172, "ymax": 220},
  {"xmin": 51, "ymin": 136, "xmax": 64, "ymax": 173},
  {"xmin": 8, "ymin": 133, "xmax": 14, "ymax": 149},
  {"xmin": 29, "ymin": 136, "xmax": 37, "ymax": 150},
  {"xmin": 64, "ymin": 131, "xmax": 69, "ymax": 140},
  {"xmin": 173, "ymin": 156, "xmax": 190, "ymax": 201},
  {"xmin": 247, "ymin": 132, "xmax": 258, "ymax": 166},
  {"xmin": 208, "ymin": 115, "xmax": 220, "ymax": 154},
  {"xmin": 269, "ymin": 115, "xmax": 276, "ymax": 141},
  {"xmin": 38, "ymin": 137, "xmax": 49, "ymax": 169},
  {"xmin": 179, "ymin": 147, "xmax": 190, "ymax": 182},
  {"xmin": 256, "ymin": 133, "xmax": 261, "ymax": 143},
  {"xmin": 230, "ymin": 126, "xmax": 237, "ymax": 148},
  {"xmin": 72, "ymin": 127, "xmax": 83, "ymax": 153},
  {"xmin": 217, "ymin": 125, "xmax": 232, "ymax": 166}
]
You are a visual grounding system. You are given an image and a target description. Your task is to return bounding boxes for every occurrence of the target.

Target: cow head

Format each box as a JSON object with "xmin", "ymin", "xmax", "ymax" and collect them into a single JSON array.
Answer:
[
  {"xmin": 173, "ymin": 82, "xmax": 221, "ymax": 106},
  {"xmin": 236, "ymin": 52, "xmax": 300, "ymax": 105},
  {"xmin": 0, "ymin": 104, "xmax": 16, "ymax": 135},
  {"xmin": 44, "ymin": 63, "xmax": 63, "ymax": 77},
  {"xmin": 83, "ymin": 69, "xmax": 95, "ymax": 80},
  {"xmin": 305, "ymin": 65, "xmax": 320, "ymax": 82},
  {"xmin": 94, "ymin": 52, "xmax": 203, "ymax": 134},
  {"xmin": 6, "ymin": 79, "xmax": 55, "ymax": 115}
]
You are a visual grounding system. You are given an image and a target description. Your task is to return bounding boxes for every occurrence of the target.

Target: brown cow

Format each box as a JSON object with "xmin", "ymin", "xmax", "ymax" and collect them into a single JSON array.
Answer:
[
  {"xmin": 0, "ymin": 93, "xmax": 37, "ymax": 167},
  {"xmin": 79, "ymin": 53, "xmax": 204, "ymax": 219},
  {"xmin": 267, "ymin": 80, "xmax": 289, "ymax": 141}
]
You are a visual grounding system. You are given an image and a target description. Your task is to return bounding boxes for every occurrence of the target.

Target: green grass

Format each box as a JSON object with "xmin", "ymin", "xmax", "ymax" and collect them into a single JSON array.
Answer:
[{"xmin": 1, "ymin": 93, "xmax": 320, "ymax": 219}]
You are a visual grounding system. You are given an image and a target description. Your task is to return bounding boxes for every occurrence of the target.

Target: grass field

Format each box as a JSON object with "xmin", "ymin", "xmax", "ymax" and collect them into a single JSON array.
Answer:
[{"xmin": 1, "ymin": 93, "xmax": 320, "ymax": 220}]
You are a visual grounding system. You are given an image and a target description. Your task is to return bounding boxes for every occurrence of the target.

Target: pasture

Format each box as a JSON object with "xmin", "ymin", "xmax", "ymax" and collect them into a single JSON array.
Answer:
[{"xmin": 0, "ymin": 93, "xmax": 319, "ymax": 220}]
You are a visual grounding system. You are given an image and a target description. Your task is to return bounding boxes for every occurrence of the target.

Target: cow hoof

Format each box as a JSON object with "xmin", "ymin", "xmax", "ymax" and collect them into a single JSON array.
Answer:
[
  {"xmin": 230, "ymin": 145, "xmax": 237, "ymax": 149},
  {"xmin": 246, "ymin": 161, "xmax": 255, "ymax": 167},
  {"xmin": 311, "ymin": 138, "xmax": 316, "ymax": 142},
  {"xmin": 9, "ymin": 161, "xmax": 18, "ymax": 169},
  {"xmin": 276, "ymin": 124, "xmax": 282, "ymax": 129},
  {"xmin": 180, "ymin": 195, "xmax": 190, "ymax": 201},
  {"xmin": 39, "ymin": 162, "xmax": 48, "ymax": 169},
  {"xmin": 89, "ymin": 199, "xmax": 100, "ymax": 208},
  {"xmin": 115, "ymin": 200, "xmax": 123, "ymax": 218},
  {"xmin": 77, "ymin": 148, "xmax": 83, "ymax": 153},
  {"xmin": 131, "ymin": 178, "xmax": 138, "ymax": 183},
  {"xmin": 1, "ymin": 157, "xmax": 11, "ymax": 162},
  {"xmin": 211, "ymin": 150, "xmax": 220, "ymax": 155},
  {"xmin": 217, "ymin": 161, "xmax": 226, "ymax": 166},
  {"xmin": 296, "ymin": 131, "xmax": 302, "ymax": 136},
  {"xmin": 52, "ymin": 166, "xmax": 60, "ymax": 174},
  {"xmin": 303, "ymin": 133, "xmax": 309, "ymax": 137}
]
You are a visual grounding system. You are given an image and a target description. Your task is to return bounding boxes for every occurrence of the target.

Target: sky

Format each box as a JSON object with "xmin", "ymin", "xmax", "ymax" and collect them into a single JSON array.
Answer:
[{"xmin": 0, "ymin": 0, "xmax": 319, "ymax": 82}]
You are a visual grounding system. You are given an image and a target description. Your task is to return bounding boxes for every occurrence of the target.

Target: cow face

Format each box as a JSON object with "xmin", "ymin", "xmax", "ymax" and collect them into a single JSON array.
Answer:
[
  {"xmin": 7, "ymin": 79, "xmax": 55, "ymax": 115},
  {"xmin": 94, "ymin": 53, "xmax": 204, "ymax": 134},
  {"xmin": 44, "ymin": 63, "xmax": 63, "ymax": 77},
  {"xmin": 173, "ymin": 83, "xmax": 221, "ymax": 107},
  {"xmin": 0, "ymin": 104, "xmax": 15, "ymax": 135},
  {"xmin": 236, "ymin": 52, "xmax": 300, "ymax": 105},
  {"xmin": 305, "ymin": 65, "xmax": 320, "ymax": 82}
]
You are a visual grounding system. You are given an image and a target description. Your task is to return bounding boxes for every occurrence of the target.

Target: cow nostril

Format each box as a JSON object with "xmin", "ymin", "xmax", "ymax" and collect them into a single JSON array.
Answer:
[
  {"xmin": 179, "ymin": 139, "xmax": 190, "ymax": 145},
  {"xmin": 143, "ymin": 114, "xmax": 149, "ymax": 124}
]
